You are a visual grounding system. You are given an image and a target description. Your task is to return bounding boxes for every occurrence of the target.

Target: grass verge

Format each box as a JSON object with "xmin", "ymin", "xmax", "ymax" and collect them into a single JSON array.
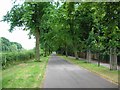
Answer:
[
  {"xmin": 2, "ymin": 56, "xmax": 49, "ymax": 88},
  {"xmin": 59, "ymin": 55, "xmax": 119, "ymax": 85}
]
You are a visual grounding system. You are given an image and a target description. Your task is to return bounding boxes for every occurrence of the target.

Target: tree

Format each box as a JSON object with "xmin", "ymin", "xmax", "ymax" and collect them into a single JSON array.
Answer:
[
  {"xmin": 11, "ymin": 42, "xmax": 22, "ymax": 50},
  {"xmin": 0, "ymin": 37, "xmax": 11, "ymax": 52},
  {"xmin": 74, "ymin": 3, "xmax": 95, "ymax": 62},
  {"xmin": 65, "ymin": 2, "xmax": 79, "ymax": 59},
  {"xmin": 0, "ymin": 37, "xmax": 23, "ymax": 52},
  {"xmin": 3, "ymin": 2, "xmax": 50, "ymax": 61},
  {"xmin": 102, "ymin": 2, "xmax": 119, "ymax": 70}
]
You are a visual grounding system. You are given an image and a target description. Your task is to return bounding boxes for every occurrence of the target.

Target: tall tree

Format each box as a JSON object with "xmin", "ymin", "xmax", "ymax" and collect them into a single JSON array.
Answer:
[
  {"xmin": 3, "ymin": 2, "xmax": 50, "ymax": 61},
  {"xmin": 66, "ymin": 2, "xmax": 79, "ymax": 59},
  {"xmin": 102, "ymin": 2, "xmax": 119, "ymax": 70},
  {"xmin": 75, "ymin": 3, "xmax": 95, "ymax": 62}
]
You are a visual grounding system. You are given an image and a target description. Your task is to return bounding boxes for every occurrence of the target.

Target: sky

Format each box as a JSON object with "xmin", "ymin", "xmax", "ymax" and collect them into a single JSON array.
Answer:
[{"xmin": 0, "ymin": 0, "xmax": 35, "ymax": 50}]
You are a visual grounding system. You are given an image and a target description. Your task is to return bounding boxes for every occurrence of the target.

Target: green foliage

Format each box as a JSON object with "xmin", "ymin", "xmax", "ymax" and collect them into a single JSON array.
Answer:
[
  {"xmin": 2, "ymin": 2, "xmax": 119, "ymax": 64},
  {"xmin": 11, "ymin": 42, "xmax": 22, "ymax": 50},
  {"xmin": 3, "ymin": 5, "xmax": 25, "ymax": 32},
  {"xmin": 0, "ymin": 37, "xmax": 23, "ymax": 52},
  {"xmin": 2, "ymin": 50, "xmax": 35, "ymax": 69},
  {"xmin": 0, "ymin": 37, "xmax": 11, "ymax": 52},
  {"xmin": 38, "ymin": 2, "xmax": 119, "ymax": 59},
  {"xmin": 3, "ymin": 2, "xmax": 51, "ymax": 61},
  {"xmin": 102, "ymin": 2, "xmax": 119, "ymax": 49}
]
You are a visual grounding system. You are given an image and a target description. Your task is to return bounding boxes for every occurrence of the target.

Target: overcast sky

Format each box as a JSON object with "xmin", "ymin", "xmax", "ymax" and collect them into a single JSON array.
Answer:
[{"xmin": 0, "ymin": 0, "xmax": 35, "ymax": 50}]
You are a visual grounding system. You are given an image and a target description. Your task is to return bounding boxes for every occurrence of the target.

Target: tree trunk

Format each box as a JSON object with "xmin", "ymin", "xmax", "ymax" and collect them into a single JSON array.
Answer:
[
  {"xmin": 75, "ymin": 51, "xmax": 78, "ymax": 59},
  {"xmin": 35, "ymin": 29, "xmax": 40, "ymax": 61},
  {"xmin": 95, "ymin": 53, "xmax": 97, "ymax": 60},
  {"xmin": 97, "ymin": 53, "xmax": 100, "ymax": 67},
  {"xmin": 87, "ymin": 50, "xmax": 91, "ymax": 63},
  {"xmin": 44, "ymin": 48, "xmax": 47, "ymax": 57},
  {"xmin": 84, "ymin": 52, "xmax": 86, "ymax": 59},
  {"xmin": 73, "ymin": 42, "xmax": 78, "ymax": 60},
  {"xmin": 44, "ymin": 43, "xmax": 47, "ymax": 57},
  {"xmin": 65, "ymin": 45, "xmax": 68, "ymax": 57},
  {"xmin": 74, "ymin": 48, "xmax": 78, "ymax": 59},
  {"xmin": 110, "ymin": 48, "xmax": 117, "ymax": 70},
  {"xmin": 49, "ymin": 47, "xmax": 51, "ymax": 55}
]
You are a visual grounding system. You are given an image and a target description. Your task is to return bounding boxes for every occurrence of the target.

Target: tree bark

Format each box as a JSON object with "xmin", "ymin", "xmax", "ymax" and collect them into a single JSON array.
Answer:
[
  {"xmin": 44, "ymin": 48, "xmax": 47, "ymax": 57},
  {"xmin": 44, "ymin": 43, "xmax": 47, "ymax": 57},
  {"xmin": 65, "ymin": 45, "xmax": 68, "ymax": 57},
  {"xmin": 74, "ymin": 50, "xmax": 78, "ymax": 59},
  {"xmin": 97, "ymin": 53, "xmax": 100, "ymax": 67},
  {"xmin": 87, "ymin": 50, "xmax": 91, "ymax": 63},
  {"xmin": 35, "ymin": 29, "xmax": 40, "ymax": 61},
  {"xmin": 73, "ymin": 41, "xmax": 78, "ymax": 59},
  {"xmin": 94, "ymin": 53, "xmax": 97, "ymax": 60},
  {"xmin": 49, "ymin": 47, "xmax": 51, "ymax": 55},
  {"xmin": 73, "ymin": 47, "xmax": 78, "ymax": 60},
  {"xmin": 110, "ymin": 48, "xmax": 117, "ymax": 70}
]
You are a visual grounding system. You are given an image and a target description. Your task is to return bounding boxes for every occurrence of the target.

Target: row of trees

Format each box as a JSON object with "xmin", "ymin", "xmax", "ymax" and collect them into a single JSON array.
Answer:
[
  {"xmin": 40, "ymin": 2, "xmax": 119, "ymax": 70},
  {"xmin": 3, "ymin": 1, "xmax": 119, "ymax": 70},
  {"xmin": 0, "ymin": 37, "xmax": 22, "ymax": 52}
]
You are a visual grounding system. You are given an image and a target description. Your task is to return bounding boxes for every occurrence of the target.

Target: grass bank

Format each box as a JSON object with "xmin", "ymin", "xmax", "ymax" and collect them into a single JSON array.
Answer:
[
  {"xmin": 2, "ymin": 56, "xmax": 49, "ymax": 88},
  {"xmin": 59, "ymin": 55, "xmax": 119, "ymax": 85}
]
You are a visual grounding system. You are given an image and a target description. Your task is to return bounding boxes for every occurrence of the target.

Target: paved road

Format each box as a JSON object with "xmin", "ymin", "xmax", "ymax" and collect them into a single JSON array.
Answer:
[{"xmin": 43, "ymin": 54, "xmax": 118, "ymax": 88}]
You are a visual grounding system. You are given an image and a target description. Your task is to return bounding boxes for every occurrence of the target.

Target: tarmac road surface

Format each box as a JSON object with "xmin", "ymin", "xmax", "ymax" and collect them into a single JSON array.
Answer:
[{"xmin": 43, "ymin": 54, "xmax": 118, "ymax": 88}]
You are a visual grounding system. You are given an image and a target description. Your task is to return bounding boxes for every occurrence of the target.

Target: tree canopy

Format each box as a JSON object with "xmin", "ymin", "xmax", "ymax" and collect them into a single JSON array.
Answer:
[
  {"xmin": 0, "ymin": 37, "xmax": 23, "ymax": 52},
  {"xmin": 3, "ymin": 1, "xmax": 120, "ymax": 70}
]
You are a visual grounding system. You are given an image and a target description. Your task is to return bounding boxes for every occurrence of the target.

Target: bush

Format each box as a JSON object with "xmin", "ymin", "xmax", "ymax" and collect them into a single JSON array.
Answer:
[{"xmin": 2, "ymin": 50, "xmax": 35, "ymax": 68}]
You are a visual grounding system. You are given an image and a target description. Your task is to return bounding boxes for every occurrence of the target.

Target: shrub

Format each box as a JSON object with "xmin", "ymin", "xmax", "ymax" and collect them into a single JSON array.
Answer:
[{"xmin": 2, "ymin": 50, "xmax": 35, "ymax": 68}]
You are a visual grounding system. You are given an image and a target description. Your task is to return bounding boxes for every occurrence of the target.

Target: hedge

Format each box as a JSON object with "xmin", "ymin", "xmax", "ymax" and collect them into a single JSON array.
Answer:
[{"xmin": 1, "ymin": 50, "xmax": 35, "ymax": 68}]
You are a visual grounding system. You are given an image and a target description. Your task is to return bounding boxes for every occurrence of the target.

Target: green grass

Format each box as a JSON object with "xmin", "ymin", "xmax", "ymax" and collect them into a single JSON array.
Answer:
[
  {"xmin": 0, "ymin": 70, "xmax": 2, "ymax": 90},
  {"xmin": 2, "ymin": 56, "xmax": 49, "ymax": 88},
  {"xmin": 59, "ymin": 55, "xmax": 119, "ymax": 84}
]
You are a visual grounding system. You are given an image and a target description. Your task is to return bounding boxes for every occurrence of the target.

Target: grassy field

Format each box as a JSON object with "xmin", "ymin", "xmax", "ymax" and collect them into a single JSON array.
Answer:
[
  {"xmin": 59, "ymin": 55, "xmax": 119, "ymax": 85},
  {"xmin": 2, "ymin": 56, "xmax": 49, "ymax": 88}
]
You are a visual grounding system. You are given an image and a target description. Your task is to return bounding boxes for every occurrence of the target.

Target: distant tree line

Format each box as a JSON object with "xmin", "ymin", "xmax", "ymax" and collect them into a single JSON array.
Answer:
[{"xmin": 0, "ymin": 37, "xmax": 22, "ymax": 52}]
